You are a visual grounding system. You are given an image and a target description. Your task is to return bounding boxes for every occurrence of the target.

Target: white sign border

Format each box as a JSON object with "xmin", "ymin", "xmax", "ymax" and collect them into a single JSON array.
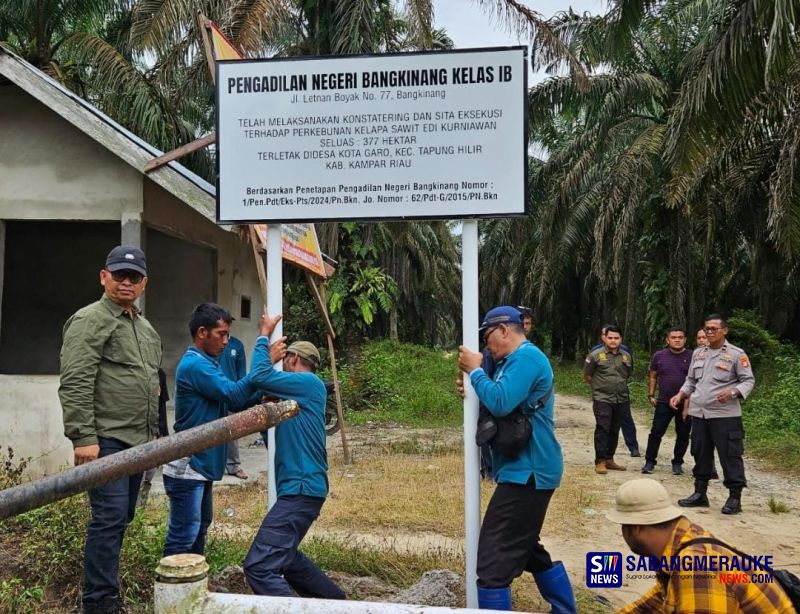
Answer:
[{"xmin": 215, "ymin": 46, "xmax": 529, "ymax": 224}]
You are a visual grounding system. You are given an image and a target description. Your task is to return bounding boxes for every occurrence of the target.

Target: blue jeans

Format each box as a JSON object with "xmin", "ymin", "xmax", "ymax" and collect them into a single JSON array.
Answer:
[
  {"xmin": 621, "ymin": 406, "xmax": 639, "ymax": 451},
  {"xmin": 244, "ymin": 495, "xmax": 345, "ymax": 598},
  {"xmin": 163, "ymin": 475, "xmax": 213, "ymax": 556},
  {"xmin": 83, "ymin": 437, "xmax": 143, "ymax": 604}
]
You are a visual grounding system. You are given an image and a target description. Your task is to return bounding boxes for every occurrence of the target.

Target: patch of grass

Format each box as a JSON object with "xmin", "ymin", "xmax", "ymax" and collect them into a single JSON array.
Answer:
[
  {"xmin": 340, "ymin": 340, "xmax": 461, "ymax": 427},
  {"xmin": 768, "ymin": 497, "xmax": 790, "ymax": 514},
  {"xmin": 0, "ymin": 577, "xmax": 45, "ymax": 613},
  {"xmin": 302, "ymin": 534, "xmax": 461, "ymax": 588}
]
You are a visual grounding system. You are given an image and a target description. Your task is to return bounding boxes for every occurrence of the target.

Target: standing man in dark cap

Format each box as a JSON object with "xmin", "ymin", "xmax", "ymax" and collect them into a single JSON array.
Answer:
[
  {"xmin": 458, "ymin": 306, "xmax": 575, "ymax": 613},
  {"xmin": 59, "ymin": 245, "xmax": 161, "ymax": 614}
]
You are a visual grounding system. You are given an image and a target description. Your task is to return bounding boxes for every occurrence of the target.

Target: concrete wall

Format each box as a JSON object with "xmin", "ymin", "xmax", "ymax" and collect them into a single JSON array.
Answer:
[
  {"xmin": 0, "ymin": 83, "xmax": 142, "ymax": 221},
  {"xmin": 0, "ymin": 83, "xmax": 263, "ymax": 476},
  {"xmin": 0, "ymin": 375, "xmax": 73, "ymax": 477},
  {"xmin": 144, "ymin": 180, "xmax": 266, "ymax": 394}
]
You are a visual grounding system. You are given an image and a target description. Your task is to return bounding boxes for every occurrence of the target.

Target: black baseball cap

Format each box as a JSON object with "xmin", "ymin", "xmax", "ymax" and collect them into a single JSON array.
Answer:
[{"xmin": 105, "ymin": 245, "xmax": 147, "ymax": 276}]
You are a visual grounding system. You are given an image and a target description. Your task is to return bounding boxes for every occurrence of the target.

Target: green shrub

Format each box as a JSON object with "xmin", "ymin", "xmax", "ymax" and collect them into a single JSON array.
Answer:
[
  {"xmin": 726, "ymin": 310, "xmax": 783, "ymax": 365},
  {"xmin": 340, "ymin": 339, "xmax": 461, "ymax": 426}
]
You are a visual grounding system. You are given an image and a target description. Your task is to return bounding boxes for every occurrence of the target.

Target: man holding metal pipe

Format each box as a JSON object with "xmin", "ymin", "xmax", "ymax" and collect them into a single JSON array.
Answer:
[
  {"xmin": 457, "ymin": 306, "xmax": 575, "ymax": 613},
  {"xmin": 161, "ymin": 303, "xmax": 285, "ymax": 558},
  {"xmin": 59, "ymin": 245, "xmax": 161, "ymax": 614}
]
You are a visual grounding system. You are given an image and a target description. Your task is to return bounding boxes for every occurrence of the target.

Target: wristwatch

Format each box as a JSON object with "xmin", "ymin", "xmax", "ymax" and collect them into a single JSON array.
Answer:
[{"xmin": 731, "ymin": 388, "xmax": 739, "ymax": 398}]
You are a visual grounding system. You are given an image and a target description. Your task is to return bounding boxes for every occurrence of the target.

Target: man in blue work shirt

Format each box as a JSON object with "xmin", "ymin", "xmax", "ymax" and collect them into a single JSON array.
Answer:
[
  {"xmin": 243, "ymin": 315, "xmax": 346, "ymax": 600},
  {"xmin": 458, "ymin": 306, "xmax": 575, "ymax": 613},
  {"xmin": 162, "ymin": 303, "xmax": 280, "ymax": 557},
  {"xmin": 219, "ymin": 332, "xmax": 248, "ymax": 479}
]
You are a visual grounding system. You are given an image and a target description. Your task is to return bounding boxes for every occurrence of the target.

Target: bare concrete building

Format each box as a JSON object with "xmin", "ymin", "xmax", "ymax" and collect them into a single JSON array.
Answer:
[{"xmin": 0, "ymin": 48, "xmax": 265, "ymax": 476}]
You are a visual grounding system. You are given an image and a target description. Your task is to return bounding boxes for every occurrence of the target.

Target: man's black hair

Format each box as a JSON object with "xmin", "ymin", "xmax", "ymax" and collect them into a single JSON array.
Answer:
[
  {"xmin": 705, "ymin": 313, "xmax": 727, "ymax": 328},
  {"xmin": 287, "ymin": 352, "xmax": 317, "ymax": 373},
  {"xmin": 666, "ymin": 326, "xmax": 687, "ymax": 336},
  {"xmin": 517, "ymin": 305, "xmax": 533, "ymax": 318},
  {"xmin": 604, "ymin": 324, "xmax": 622, "ymax": 336},
  {"xmin": 189, "ymin": 303, "xmax": 233, "ymax": 337}
]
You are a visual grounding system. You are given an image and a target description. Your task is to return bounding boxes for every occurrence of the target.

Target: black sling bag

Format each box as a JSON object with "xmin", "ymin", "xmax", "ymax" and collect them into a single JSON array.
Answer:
[{"xmin": 475, "ymin": 384, "xmax": 554, "ymax": 458}]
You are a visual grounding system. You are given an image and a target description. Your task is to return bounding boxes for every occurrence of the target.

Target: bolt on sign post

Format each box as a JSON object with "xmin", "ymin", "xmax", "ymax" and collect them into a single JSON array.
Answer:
[{"xmin": 216, "ymin": 47, "xmax": 528, "ymax": 608}]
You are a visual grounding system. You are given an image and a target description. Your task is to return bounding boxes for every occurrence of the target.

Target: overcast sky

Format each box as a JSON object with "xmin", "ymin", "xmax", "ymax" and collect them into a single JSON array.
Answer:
[{"xmin": 432, "ymin": 0, "xmax": 606, "ymax": 83}]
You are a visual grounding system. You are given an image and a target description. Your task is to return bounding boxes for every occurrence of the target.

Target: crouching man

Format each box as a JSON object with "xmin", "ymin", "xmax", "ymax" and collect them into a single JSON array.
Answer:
[
  {"xmin": 243, "ymin": 313, "xmax": 346, "ymax": 600},
  {"xmin": 458, "ymin": 306, "xmax": 575, "ymax": 612},
  {"xmin": 608, "ymin": 479, "xmax": 795, "ymax": 613}
]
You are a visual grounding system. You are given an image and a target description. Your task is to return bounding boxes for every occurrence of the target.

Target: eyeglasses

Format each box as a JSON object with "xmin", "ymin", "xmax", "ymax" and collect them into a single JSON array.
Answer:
[
  {"xmin": 703, "ymin": 326, "xmax": 724, "ymax": 333},
  {"xmin": 483, "ymin": 326, "xmax": 500, "ymax": 344},
  {"xmin": 109, "ymin": 270, "xmax": 144, "ymax": 284}
]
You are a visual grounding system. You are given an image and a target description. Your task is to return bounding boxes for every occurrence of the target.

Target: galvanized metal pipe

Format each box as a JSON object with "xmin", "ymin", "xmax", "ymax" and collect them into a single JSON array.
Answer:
[{"xmin": 0, "ymin": 400, "xmax": 298, "ymax": 520}]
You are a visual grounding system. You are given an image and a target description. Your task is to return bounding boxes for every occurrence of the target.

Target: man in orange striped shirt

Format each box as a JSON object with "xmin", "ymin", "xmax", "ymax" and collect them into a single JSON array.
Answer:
[{"xmin": 608, "ymin": 480, "xmax": 795, "ymax": 613}]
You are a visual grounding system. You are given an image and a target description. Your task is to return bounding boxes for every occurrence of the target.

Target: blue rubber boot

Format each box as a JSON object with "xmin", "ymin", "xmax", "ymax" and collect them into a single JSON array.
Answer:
[
  {"xmin": 477, "ymin": 585, "xmax": 512, "ymax": 611},
  {"xmin": 533, "ymin": 561, "xmax": 576, "ymax": 614}
]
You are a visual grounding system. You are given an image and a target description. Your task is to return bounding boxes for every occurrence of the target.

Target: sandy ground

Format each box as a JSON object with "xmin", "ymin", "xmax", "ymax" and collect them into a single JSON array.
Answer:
[{"xmin": 150, "ymin": 395, "xmax": 800, "ymax": 610}]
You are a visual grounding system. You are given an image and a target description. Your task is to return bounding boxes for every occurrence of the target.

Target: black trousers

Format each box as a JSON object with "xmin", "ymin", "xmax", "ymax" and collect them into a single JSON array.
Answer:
[
  {"xmin": 477, "ymin": 475, "xmax": 554, "ymax": 588},
  {"xmin": 592, "ymin": 401, "xmax": 629, "ymax": 463},
  {"xmin": 690, "ymin": 416, "xmax": 747, "ymax": 490},
  {"xmin": 645, "ymin": 401, "xmax": 691, "ymax": 465},
  {"xmin": 244, "ymin": 495, "xmax": 345, "ymax": 599}
]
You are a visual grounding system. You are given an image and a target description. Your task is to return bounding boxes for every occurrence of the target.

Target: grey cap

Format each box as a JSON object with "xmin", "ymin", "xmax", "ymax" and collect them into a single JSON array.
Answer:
[
  {"xmin": 287, "ymin": 341, "xmax": 320, "ymax": 368},
  {"xmin": 106, "ymin": 245, "xmax": 147, "ymax": 276}
]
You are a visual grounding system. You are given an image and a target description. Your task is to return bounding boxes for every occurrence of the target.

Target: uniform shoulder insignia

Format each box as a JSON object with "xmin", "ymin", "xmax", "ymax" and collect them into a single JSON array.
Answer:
[
  {"xmin": 598, "ymin": 352, "xmax": 607, "ymax": 361},
  {"xmin": 739, "ymin": 354, "xmax": 750, "ymax": 368},
  {"xmin": 622, "ymin": 354, "xmax": 629, "ymax": 364}
]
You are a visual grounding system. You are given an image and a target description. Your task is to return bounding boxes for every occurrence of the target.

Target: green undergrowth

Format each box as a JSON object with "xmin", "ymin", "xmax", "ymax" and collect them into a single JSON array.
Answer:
[{"xmin": 339, "ymin": 339, "xmax": 461, "ymax": 427}]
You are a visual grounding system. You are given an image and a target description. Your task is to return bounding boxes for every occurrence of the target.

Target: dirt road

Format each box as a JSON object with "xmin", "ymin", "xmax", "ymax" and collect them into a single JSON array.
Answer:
[
  {"xmin": 546, "ymin": 395, "xmax": 800, "ymax": 607},
  {"xmin": 320, "ymin": 394, "xmax": 800, "ymax": 609},
  {"xmin": 200, "ymin": 393, "xmax": 800, "ymax": 610}
]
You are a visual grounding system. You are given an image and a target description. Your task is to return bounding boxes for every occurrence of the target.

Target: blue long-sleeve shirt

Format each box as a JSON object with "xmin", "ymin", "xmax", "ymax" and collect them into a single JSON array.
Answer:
[
  {"xmin": 171, "ymin": 338, "xmax": 265, "ymax": 480},
  {"xmin": 250, "ymin": 337, "xmax": 328, "ymax": 498},
  {"xmin": 470, "ymin": 341, "xmax": 564, "ymax": 488},
  {"xmin": 219, "ymin": 336, "xmax": 247, "ymax": 412}
]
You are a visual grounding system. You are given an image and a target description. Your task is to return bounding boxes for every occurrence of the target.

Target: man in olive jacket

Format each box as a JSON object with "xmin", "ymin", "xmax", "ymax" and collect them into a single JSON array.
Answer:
[{"xmin": 59, "ymin": 246, "xmax": 161, "ymax": 614}]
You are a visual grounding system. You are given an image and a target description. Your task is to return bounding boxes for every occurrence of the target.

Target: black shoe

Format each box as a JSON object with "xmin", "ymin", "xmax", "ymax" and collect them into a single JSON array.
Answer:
[
  {"xmin": 678, "ymin": 492, "xmax": 710, "ymax": 507},
  {"xmin": 672, "ymin": 462, "xmax": 684, "ymax": 475},
  {"xmin": 83, "ymin": 596, "xmax": 121, "ymax": 614},
  {"xmin": 721, "ymin": 497, "xmax": 742, "ymax": 515},
  {"xmin": 641, "ymin": 461, "xmax": 655, "ymax": 474},
  {"xmin": 630, "ymin": 447, "xmax": 641, "ymax": 458}
]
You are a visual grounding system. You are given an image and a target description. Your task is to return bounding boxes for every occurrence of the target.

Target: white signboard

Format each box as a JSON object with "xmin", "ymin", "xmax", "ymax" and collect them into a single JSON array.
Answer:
[{"xmin": 216, "ymin": 48, "xmax": 527, "ymax": 223}]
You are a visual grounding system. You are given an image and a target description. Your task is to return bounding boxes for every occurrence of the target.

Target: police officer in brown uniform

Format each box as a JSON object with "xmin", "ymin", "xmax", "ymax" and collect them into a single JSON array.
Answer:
[
  {"xmin": 670, "ymin": 315, "xmax": 754, "ymax": 515},
  {"xmin": 584, "ymin": 325, "xmax": 633, "ymax": 474}
]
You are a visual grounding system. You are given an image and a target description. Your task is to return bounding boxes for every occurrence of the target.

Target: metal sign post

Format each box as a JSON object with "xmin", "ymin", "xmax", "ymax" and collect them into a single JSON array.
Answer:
[
  {"xmin": 266, "ymin": 224, "xmax": 282, "ymax": 509},
  {"xmin": 461, "ymin": 219, "xmax": 480, "ymax": 608}
]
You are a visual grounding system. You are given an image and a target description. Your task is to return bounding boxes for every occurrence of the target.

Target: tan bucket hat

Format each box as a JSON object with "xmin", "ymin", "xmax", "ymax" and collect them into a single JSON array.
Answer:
[
  {"xmin": 606, "ymin": 479, "xmax": 684, "ymax": 525},
  {"xmin": 287, "ymin": 341, "xmax": 320, "ymax": 368}
]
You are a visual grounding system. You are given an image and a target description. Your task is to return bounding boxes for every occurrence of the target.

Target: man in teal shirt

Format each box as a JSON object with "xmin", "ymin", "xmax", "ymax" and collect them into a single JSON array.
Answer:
[
  {"xmin": 458, "ymin": 306, "xmax": 575, "ymax": 613},
  {"xmin": 243, "ymin": 315, "xmax": 345, "ymax": 599}
]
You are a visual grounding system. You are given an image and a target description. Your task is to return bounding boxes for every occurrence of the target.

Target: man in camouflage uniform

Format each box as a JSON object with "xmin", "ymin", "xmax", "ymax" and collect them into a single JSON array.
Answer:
[
  {"xmin": 584, "ymin": 325, "xmax": 634, "ymax": 475},
  {"xmin": 671, "ymin": 315, "xmax": 754, "ymax": 515}
]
